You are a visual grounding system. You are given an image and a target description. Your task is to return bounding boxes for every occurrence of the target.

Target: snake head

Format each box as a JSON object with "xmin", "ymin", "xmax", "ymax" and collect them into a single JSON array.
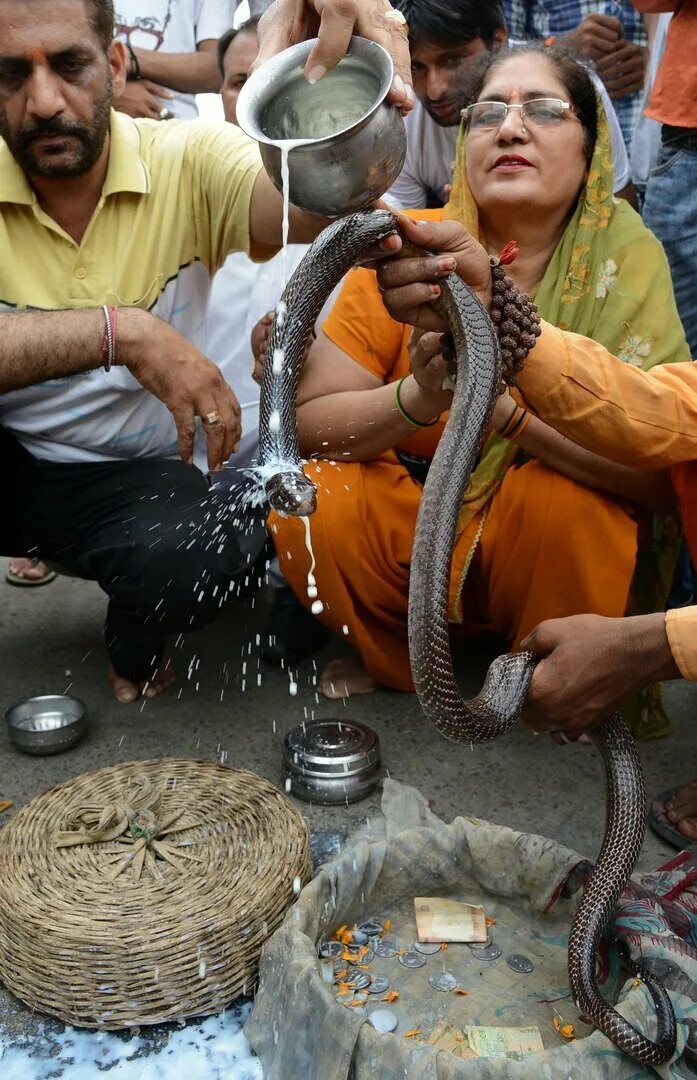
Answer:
[{"xmin": 265, "ymin": 471, "xmax": 318, "ymax": 517}]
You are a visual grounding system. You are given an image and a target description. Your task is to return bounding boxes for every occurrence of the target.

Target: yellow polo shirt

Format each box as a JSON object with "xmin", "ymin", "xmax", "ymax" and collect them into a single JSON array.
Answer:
[{"xmin": 0, "ymin": 110, "xmax": 264, "ymax": 462}]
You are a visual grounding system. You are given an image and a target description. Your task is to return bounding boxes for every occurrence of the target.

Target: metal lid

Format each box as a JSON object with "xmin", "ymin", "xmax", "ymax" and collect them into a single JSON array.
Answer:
[
  {"xmin": 283, "ymin": 720, "xmax": 381, "ymax": 805},
  {"xmin": 284, "ymin": 720, "xmax": 379, "ymax": 776}
]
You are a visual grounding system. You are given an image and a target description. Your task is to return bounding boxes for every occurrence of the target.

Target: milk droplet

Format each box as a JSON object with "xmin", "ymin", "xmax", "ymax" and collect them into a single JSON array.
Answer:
[
  {"xmin": 198, "ymin": 960, "xmax": 207, "ymax": 979},
  {"xmin": 293, "ymin": 875, "xmax": 302, "ymax": 894},
  {"xmin": 342, "ymin": 624, "xmax": 349, "ymax": 635},
  {"xmin": 272, "ymin": 348, "xmax": 285, "ymax": 374},
  {"xmin": 285, "ymin": 778, "xmax": 292, "ymax": 792},
  {"xmin": 269, "ymin": 410, "xmax": 280, "ymax": 433},
  {"xmin": 307, "ymin": 584, "xmax": 318, "ymax": 599},
  {"xmin": 289, "ymin": 681, "xmax": 298, "ymax": 696},
  {"xmin": 311, "ymin": 600, "xmax": 324, "ymax": 615}
]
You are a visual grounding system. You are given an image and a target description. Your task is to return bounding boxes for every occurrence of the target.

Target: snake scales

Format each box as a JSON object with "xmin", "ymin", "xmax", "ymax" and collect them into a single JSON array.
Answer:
[{"xmin": 258, "ymin": 208, "xmax": 677, "ymax": 1065}]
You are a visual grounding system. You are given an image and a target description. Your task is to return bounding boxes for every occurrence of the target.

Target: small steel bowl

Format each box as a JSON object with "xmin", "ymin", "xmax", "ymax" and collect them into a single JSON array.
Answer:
[
  {"xmin": 5, "ymin": 695, "xmax": 88, "ymax": 756},
  {"xmin": 283, "ymin": 719, "xmax": 381, "ymax": 804},
  {"xmin": 237, "ymin": 36, "xmax": 406, "ymax": 217}
]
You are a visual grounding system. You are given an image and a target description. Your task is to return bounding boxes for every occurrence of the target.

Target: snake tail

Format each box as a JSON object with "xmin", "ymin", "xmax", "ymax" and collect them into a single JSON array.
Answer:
[{"xmin": 569, "ymin": 714, "xmax": 676, "ymax": 1064}]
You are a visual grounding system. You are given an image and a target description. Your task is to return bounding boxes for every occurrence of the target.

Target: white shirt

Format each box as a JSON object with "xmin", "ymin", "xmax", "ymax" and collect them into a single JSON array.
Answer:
[
  {"xmin": 386, "ymin": 72, "xmax": 631, "ymax": 210},
  {"xmin": 115, "ymin": 1, "xmax": 233, "ymax": 120},
  {"xmin": 630, "ymin": 13, "xmax": 671, "ymax": 190},
  {"xmin": 205, "ymin": 248, "xmax": 341, "ymax": 476}
]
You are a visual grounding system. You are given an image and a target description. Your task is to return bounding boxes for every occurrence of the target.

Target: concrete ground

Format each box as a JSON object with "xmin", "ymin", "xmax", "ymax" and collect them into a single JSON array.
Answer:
[{"xmin": 1, "ymin": 572, "xmax": 695, "ymax": 1061}]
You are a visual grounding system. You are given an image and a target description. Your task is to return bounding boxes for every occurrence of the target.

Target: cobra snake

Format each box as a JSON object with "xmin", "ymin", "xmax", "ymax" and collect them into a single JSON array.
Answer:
[{"xmin": 258, "ymin": 208, "xmax": 677, "ymax": 1065}]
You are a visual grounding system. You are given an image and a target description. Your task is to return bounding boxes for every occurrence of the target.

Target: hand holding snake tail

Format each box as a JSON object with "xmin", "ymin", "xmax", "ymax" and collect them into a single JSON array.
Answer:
[{"xmin": 257, "ymin": 208, "xmax": 676, "ymax": 1066}]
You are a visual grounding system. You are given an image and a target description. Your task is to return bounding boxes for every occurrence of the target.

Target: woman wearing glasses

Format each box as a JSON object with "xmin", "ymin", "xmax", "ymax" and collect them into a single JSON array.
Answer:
[{"xmin": 266, "ymin": 45, "xmax": 689, "ymax": 720}]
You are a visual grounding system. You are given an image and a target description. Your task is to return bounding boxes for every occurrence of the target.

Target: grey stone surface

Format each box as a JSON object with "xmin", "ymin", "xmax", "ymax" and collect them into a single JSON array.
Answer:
[{"xmin": 0, "ymin": 572, "xmax": 695, "ymax": 1051}]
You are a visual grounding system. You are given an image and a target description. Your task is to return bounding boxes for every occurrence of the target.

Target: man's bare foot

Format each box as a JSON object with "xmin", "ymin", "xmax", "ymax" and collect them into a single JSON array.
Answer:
[
  {"xmin": 666, "ymin": 781, "xmax": 697, "ymax": 842},
  {"xmin": 6, "ymin": 557, "xmax": 56, "ymax": 584},
  {"xmin": 320, "ymin": 655, "xmax": 378, "ymax": 699},
  {"xmin": 108, "ymin": 656, "xmax": 176, "ymax": 704}
]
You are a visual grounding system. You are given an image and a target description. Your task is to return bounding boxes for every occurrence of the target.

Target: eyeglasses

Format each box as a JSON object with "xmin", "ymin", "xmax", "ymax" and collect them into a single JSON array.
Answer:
[{"xmin": 461, "ymin": 97, "xmax": 574, "ymax": 131}]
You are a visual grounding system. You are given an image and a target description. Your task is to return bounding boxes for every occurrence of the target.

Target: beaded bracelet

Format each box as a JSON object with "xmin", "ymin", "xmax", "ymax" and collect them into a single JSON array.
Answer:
[
  {"xmin": 395, "ymin": 376, "xmax": 440, "ymax": 428},
  {"xmin": 438, "ymin": 243, "xmax": 541, "ymax": 391},
  {"xmin": 489, "ymin": 241, "xmax": 541, "ymax": 387}
]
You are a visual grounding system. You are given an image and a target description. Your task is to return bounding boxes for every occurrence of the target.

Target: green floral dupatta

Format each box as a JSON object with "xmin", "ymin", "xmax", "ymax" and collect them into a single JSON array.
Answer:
[{"xmin": 445, "ymin": 101, "xmax": 690, "ymax": 738}]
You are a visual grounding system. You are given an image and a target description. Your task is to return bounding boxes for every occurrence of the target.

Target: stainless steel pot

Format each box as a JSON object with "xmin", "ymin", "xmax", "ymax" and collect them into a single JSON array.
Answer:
[
  {"xmin": 283, "ymin": 719, "xmax": 381, "ymax": 804},
  {"xmin": 236, "ymin": 36, "xmax": 406, "ymax": 217}
]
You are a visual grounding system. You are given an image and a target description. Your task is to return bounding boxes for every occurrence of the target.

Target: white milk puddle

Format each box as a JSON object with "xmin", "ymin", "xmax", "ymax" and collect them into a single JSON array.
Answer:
[{"xmin": 0, "ymin": 1004, "xmax": 262, "ymax": 1080}]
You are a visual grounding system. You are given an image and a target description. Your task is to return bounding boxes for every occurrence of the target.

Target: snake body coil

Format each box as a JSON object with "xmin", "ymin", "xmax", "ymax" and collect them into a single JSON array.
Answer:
[{"xmin": 258, "ymin": 209, "xmax": 676, "ymax": 1065}]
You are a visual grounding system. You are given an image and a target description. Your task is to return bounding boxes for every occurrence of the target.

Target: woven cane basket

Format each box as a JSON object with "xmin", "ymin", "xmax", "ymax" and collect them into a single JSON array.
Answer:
[{"xmin": 0, "ymin": 758, "xmax": 310, "ymax": 1029}]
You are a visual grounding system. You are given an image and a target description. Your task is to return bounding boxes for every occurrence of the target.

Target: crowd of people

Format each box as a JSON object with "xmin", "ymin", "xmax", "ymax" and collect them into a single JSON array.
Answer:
[{"xmin": 0, "ymin": 0, "xmax": 695, "ymax": 845}]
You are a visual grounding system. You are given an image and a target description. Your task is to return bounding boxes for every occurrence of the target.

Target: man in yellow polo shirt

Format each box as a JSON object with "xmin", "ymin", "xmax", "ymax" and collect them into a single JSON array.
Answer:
[{"xmin": 0, "ymin": 0, "xmax": 410, "ymax": 704}]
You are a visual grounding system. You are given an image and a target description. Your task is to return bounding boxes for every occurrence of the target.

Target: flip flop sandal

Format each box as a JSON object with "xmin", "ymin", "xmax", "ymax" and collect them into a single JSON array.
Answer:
[
  {"xmin": 649, "ymin": 785, "xmax": 697, "ymax": 850},
  {"xmin": 5, "ymin": 560, "xmax": 57, "ymax": 587}
]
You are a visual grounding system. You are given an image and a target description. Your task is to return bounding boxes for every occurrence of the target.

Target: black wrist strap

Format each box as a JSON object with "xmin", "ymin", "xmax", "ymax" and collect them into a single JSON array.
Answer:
[{"xmin": 126, "ymin": 41, "xmax": 141, "ymax": 80}]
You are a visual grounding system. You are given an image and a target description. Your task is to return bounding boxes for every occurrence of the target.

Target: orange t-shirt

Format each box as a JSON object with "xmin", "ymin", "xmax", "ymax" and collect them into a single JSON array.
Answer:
[
  {"xmin": 321, "ymin": 207, "xmax": 448, "ymax": 460},
  {"xmin": 646, "ymin": 0, "xmax": 697, "ymax": 128}
]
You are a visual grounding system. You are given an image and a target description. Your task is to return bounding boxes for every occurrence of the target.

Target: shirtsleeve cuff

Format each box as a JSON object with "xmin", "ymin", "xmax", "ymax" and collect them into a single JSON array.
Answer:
[{"xmin": 665, "ymin": 607, "xmax": 697, "ymax": 681}]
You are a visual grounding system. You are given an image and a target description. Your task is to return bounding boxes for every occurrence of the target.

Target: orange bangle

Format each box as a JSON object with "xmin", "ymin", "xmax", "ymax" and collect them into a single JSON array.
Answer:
[{"xmin": 504, "ymin": 409, "xmax": 532, "ymax": 442}]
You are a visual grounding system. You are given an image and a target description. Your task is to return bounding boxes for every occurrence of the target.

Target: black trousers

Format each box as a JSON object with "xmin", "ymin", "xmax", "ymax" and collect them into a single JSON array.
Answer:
[{"xmin": 0, "ymin": 428, "xmax": 260, "ymax": 681}]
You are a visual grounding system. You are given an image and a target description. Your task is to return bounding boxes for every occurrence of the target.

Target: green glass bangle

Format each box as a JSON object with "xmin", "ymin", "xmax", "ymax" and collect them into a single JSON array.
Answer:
[{"xmin": 395, "ymin": 376, "xmax": 440, "ymax": 428}]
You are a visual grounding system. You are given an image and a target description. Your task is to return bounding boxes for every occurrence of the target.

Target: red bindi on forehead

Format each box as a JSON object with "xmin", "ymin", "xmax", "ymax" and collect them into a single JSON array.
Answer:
[{"xmin": 32, "ymin": 47, "xmax": 45, "ymax": 62}]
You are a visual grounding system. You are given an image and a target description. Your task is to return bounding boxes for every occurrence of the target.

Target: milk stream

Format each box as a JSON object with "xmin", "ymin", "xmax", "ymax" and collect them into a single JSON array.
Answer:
[
  {"xmin": 278, "ymin": 140, "xmax": 304, "ymax": 286},
  {"xmin": 302, "ymin": 515, "xmax": 324, "ymax": 615}
]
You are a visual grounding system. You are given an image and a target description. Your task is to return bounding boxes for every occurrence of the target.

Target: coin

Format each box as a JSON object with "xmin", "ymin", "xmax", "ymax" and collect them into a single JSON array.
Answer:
[
  {"xmin": 359, "ymin": 920, "xmax": 384, "ymax": 937},
  {"xmin": 320, "ymin": 959, "xmax": 335, "ymax": 985},
  {"xmin": 368, "ymin": 1007, "xmax": 398, "ymax": 1033},
  {"xmin": 343, "ymin": 970, "xmax": 371, "ymax": 990},
  {"xmin": 366, "ymin": 975, "xmax": 390, "ymax": 994},
  {"xmin": 337, "ymin": 990, "xmax": 368, "ymax": 1006},
  {"xmin": 506, "ymin": 953, "xmax": 534, "ymax": 974},
  {"xmin": 414, "ymin": 941, "xmax": 442, "ymax": 955},
  {"xmin": 399, "ymin": 951, "xmax": 426, "ymax": 969},
  {"xmin": 373, "ymin": 936, "xmax": 399, "ymax": 958},
  {"xmin": 350, "ymin": 930, "xmax": 369, "ymax": 946},
  {"xmin": 429, "ymin": 972, "xmax": 458, "ymax": 993},
  {"xmin": 348, "ymin": 947, "xmax": 375, "ymax": 965},
  {"xmin": 466, "ymin": 932, "xmax": 493, "ymax": 950},
  {"xmin": 318, "ymin": 940, "xmax": 343, "ymax": 959},
  {"xmin": 469, "ymin": 942, "xmax": 502, "ymax": 962}
]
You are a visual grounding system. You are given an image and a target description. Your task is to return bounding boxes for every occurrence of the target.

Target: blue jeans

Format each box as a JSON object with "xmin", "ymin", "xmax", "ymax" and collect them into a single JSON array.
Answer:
[{"xmin": 643, "ymin": 144, "xmax": 697, "ymax": 358}]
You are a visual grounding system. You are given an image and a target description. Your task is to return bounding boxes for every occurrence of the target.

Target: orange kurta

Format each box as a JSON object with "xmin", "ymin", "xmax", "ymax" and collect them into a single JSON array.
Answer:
[
  {"xmin": 269, "ymin": 258, "xmax": 639, "ymax": 693},
  {"xmin": 517, "ymin": 321, "xmax": 697, "ymax": 680}
]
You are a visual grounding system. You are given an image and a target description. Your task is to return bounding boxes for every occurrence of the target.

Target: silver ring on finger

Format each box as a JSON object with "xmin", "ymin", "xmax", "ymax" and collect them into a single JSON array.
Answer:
[
  {"xmin": 203, "ymin": 410, "xmax": 223, "ymax": 426},
  {"xmin": 558, "ymin": 732, "xmax": 572, "ymax": 745},
  {"xmin": 159, "ymin": 107, "xmax": 169, "ymax": 120}
]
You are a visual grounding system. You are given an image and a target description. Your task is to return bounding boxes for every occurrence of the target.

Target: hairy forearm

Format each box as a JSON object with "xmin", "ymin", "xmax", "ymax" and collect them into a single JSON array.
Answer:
[
  {"xmin": 134, "ymin": 47, "xmax": 221, "ymax": 94},
  {"xmin": 516, "ymin": 415, "xmax": 677, "ymax": 513},
  {"xmin": 0, "ymin": 307, "xmax": 148, "ymax": 393},
  {"xmin": 298, "ymin": 377, "xmax": 438, "ymax": 460}
]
